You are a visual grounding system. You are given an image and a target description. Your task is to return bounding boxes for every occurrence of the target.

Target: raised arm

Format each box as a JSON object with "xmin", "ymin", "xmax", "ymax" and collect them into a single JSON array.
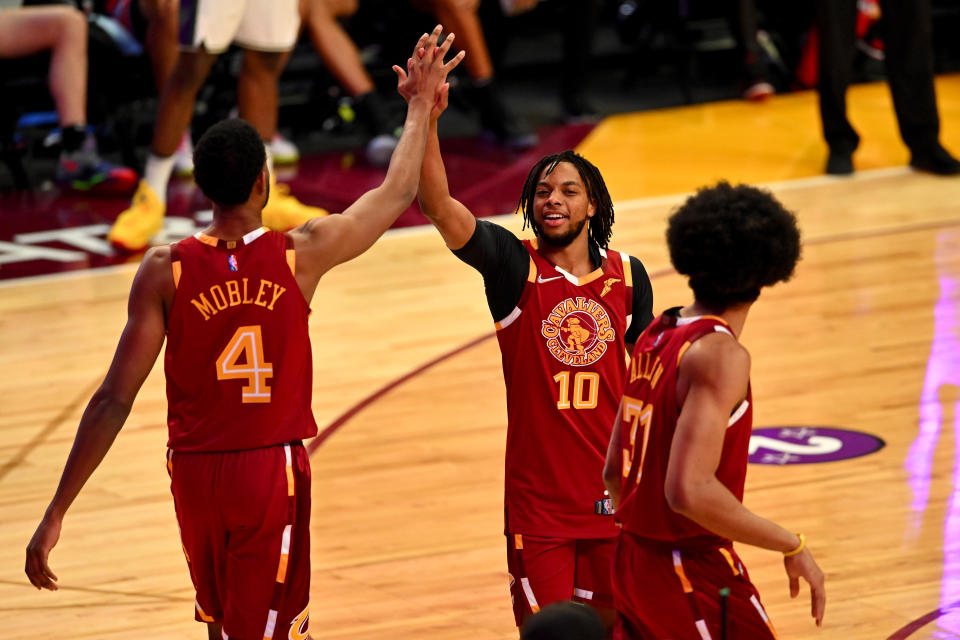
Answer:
[
  {"xmin": 417, "ymin": 75, "xmax": 478, "ymax": 250},
  {"xmin": 289, "ymin": 25, "xmax": 464, "ymax": 291},
  {"xmin": 25, "ymin": 247, "xmax": 171, "ymax": 591},
  {"xmin": 664, "ymin": 333, "xmax": 825, "ymax": 626}
]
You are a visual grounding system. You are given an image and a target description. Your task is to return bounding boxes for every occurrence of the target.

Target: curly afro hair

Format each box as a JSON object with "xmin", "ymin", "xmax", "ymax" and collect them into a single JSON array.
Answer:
[
  {"xmin": 517, "ymin": 150, "xmax": 615, "ymax": 248},
  {"xmin": 667, "ymin": 181, "xmax": 801, "ymax": 310},
  {"xmin": 193, "ymin": 118, "xmax": 266, "ymax": 206}
]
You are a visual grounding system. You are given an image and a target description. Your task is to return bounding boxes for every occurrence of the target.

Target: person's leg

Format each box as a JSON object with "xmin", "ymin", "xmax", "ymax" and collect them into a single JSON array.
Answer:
[
  {"xmin": 140, "ymin": 0, "xmax": 180, "ymax": 94},
  {"xmin": 878, "ymin": 0, "xmax": 959, "ymax": 173},
  {"xmin": 303, "ymin": 0, "xmax": 396, "ymax": 163},
  {"xmin": 728, "ymin": 0, "xmax": 773, "ymax": 100},
  {"xmin": 559, "ymin": 0, "xmax": 601, "ymax": 119},
  {"xmin": 426, "ymin": 0, "xmax": 493, "ymax": 81},
  {"xmin": 815, "ymin": 0, "xmax": 859, "ymax": 173},
  {"xmin": 0, "ymin": 6, "xmax": 87, "ymax": 127},
  {"xmin": 237, "ymin": 49, "xmax": 284, "ymax": 142},
  {"xmin": 167, "ymin": 450, "xmax": 228, "ymax": 637},
  {"xmin": 423, "ymin": 0, "xmax": 537, "ymax": 147},
  {"xmin": 304, "ymin": 0, "xmax": 373, "ymax": 97},
  {"xmin": 153, "ymin": 49, "xmax": 218, "ymax": 157},
  {"xmin": 506, "ymin": 534, "xmax": 577, "ymax": 629},
  {"xmin": 574, "ymin": 538, "xmax": 617, "ymax": 636}
]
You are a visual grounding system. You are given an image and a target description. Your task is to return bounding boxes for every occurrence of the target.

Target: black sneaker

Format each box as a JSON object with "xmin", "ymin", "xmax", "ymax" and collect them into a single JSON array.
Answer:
[
  {"xmin": 825, "ymin": 149, "xmax": 854, "ymax": 176},
  {"xmin": 909, "ymin": 144, "xmax": 960, "ymax": 176},
  {"xmin": 55, "ymin": 148, "xmax": 137, "ymax": 193}
]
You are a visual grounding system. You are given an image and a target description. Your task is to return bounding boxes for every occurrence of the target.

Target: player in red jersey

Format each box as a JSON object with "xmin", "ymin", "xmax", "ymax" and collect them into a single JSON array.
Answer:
[
  {"xmin": 24, "ymin": 26, "xmax": 463, "ymax": 640},
  {"xmin": 602, "ymin": 182, "xmax": 826, "ymax": 639},
  {"xmin": 417, "ymin": 92, "xmax": 653, "ymax": 633}
]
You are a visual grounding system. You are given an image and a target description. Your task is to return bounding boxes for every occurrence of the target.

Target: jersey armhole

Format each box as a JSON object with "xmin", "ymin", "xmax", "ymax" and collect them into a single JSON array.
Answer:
[
  {"xmin": 621, "ymin": 253, "xmax": 634, "ymax": 329},
  {"xmin": 284, "ymin": 233, "xmax": 296, "ymax": 277},
  {"xmin": 170, "ymin": 242, "xmax": 182, "ymax": 290},
  {"xmin": 494, "ymin": 256, "xmax": 537, "ymax": 331}
]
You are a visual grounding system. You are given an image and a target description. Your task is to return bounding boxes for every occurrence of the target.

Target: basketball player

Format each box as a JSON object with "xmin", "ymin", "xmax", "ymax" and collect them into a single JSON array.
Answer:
[
  {"xmin": 25, "ymin": 27, "xmax": 463, "ymax": 640},
  {"xmin": 602, "ymin": 182, "xmax": 826, "ymax": 639},
  {"xmin": 416, "ymin": 90, "xmax": 654, "ymax": 630}
]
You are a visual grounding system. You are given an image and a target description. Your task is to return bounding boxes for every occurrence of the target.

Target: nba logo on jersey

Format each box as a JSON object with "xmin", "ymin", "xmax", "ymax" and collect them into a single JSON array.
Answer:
[{"xmin": 228, "ymin": 255, "xmax": 238, "ymax": 272}]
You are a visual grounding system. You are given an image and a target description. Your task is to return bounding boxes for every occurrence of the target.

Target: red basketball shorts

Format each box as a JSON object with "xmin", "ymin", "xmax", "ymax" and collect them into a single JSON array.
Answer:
[
  {"xmin": 506, "ymin": 533, "xmax": 617, "ymax": 626},
  {"xmin": 167, "ymin": 441, "xmax": 311, "ymax": 640},
  {"xmin": 612, "ymin": 533, "xmax": 778, "ymax": 640}
]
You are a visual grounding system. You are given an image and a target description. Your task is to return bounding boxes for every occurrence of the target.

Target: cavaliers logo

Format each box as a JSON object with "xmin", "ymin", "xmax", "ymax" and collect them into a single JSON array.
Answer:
[{"xmin": 541, "ymin": 297, "xmax": 615, "ymax": 366}]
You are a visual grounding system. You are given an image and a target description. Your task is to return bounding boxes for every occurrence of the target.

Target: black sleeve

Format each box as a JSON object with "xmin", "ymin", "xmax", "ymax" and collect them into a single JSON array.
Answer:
[
  {"xmin": 624, "ymin": 255, "xmax": 654, "ymax": 345},
  {"xmin": 451, "ymin": 220, "xmax": 531, "ymax": 322}
]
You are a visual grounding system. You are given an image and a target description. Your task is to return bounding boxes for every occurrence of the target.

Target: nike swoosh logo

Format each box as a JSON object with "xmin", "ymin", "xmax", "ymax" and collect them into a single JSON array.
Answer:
[{"xmin": 537, "ymin": 275, "xmax": 564, "ymax": 283}]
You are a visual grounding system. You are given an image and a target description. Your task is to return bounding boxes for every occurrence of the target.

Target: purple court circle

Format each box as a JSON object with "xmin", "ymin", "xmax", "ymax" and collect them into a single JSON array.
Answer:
[{"xmin": 748, "ymin": 426, "xmax": 885, "ymax": 465}]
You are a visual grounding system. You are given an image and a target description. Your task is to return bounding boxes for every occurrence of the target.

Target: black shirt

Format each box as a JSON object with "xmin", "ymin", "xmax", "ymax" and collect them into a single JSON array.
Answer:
[{"xmin": 452, "ymin": 220, "xmax": 654, "ymax": 344}]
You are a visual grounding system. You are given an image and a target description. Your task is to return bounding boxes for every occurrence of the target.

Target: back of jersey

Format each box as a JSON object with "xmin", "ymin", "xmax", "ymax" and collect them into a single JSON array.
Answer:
[
  {"xmin": 615, "ymin": 309, "xmax": 752, "ymax": 546},
  {"xmin": 164, "ymin": 228, "xmax": 318, "ymax": 452}
]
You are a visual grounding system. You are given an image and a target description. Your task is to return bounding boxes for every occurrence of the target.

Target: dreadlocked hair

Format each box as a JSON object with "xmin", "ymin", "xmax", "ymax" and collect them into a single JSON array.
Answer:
[{"xmin": 517, "ymin": 150, "xmax": 615, "ymax": 248}]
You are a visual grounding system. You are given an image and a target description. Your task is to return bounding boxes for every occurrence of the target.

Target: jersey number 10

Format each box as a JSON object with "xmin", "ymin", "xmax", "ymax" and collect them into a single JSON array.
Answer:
[
  {"xmin": 216, "ymin": 325, "xmax": 273, "ymax": 403},
  {"xmin": 552, "ymin": 371, "xmax": 599, "ymax": 410}
]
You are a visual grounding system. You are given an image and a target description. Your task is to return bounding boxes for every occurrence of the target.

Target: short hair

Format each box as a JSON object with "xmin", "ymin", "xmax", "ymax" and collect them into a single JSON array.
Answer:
[
  {"xmin": 193, "ymin": 118, "xmax": 266, "ymax": 206},
  {"xmin": 517, "ymin": 150, "xmax": 615, "ymax": 248},
  {"xmin": 520, "ymin": 602, "xmax": 605, "ymax": 640},
  {"xmin": 667, "ymin": 181, "xmax": 801, "ymax": 309}
]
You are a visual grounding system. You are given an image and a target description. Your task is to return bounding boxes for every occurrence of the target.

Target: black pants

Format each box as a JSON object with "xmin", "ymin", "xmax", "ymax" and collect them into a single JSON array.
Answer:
[{"xmin": 815, "ymin": 0, "xmax": 940, "ymax": 154}]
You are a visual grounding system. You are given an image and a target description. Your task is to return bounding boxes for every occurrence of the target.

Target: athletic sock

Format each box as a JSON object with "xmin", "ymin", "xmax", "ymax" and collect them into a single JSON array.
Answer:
[{"xmin": 143, "ymin": 152, "xmax": 175, "ymax": 205}]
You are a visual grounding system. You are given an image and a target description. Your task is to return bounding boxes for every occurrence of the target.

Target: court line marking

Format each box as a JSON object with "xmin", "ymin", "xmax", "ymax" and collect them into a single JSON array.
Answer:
[
  {"xmin": 0, "ymin": 164, "xmax": 921, "ymax": 290},
  {"xmin": 0, "ymin": 377, "xmax": 101, "ymax": 485},
  {"xmin": 886, "ymin": 600, "xmax": 960, "ymax": 640}
]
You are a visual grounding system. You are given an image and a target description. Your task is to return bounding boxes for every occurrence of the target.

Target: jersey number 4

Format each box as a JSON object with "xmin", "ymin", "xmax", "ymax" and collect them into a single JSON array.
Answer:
[{"xmin": 216, "ymin": 325, "xmax": 273, "ymax": 403}]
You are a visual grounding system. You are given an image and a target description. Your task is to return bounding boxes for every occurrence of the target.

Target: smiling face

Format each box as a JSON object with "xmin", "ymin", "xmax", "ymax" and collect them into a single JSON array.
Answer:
[{"xmin": 532, "ymin": 161, "xmax": 596, "ymax": 248}]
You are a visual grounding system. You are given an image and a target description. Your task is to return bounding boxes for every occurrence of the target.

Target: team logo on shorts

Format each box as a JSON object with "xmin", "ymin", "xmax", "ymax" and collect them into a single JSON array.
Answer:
[{"xmin": 541, "ymin": 297, "xmax": 615, "ymax": 366}]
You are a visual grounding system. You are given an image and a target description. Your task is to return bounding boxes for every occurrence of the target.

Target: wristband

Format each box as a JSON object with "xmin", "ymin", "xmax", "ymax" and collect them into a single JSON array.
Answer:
[{"xmin": 783, "ymin": 533, "xmax": 805, "ymax": 557}]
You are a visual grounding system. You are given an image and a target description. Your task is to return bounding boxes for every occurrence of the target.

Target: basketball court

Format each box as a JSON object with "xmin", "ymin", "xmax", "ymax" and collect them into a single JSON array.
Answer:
[{"xmin": 1, "ymin": 76, "xmax": 960, "ymax": 639}]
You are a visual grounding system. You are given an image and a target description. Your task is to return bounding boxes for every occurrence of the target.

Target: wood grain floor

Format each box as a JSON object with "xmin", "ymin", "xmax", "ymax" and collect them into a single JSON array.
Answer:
[{"xmin": 3, "ymin": 79, "xmax": 960, "ymax": 639}]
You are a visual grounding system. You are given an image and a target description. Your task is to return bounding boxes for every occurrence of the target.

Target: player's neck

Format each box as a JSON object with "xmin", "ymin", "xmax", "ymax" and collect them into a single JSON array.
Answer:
[
  {"xmin": 206, "ymin": 207, "xmax": 265, "ymax": 240},
  {"xmin": 536, "ymin": 232, "xmax": 595, "ymax": 277},
  {"xmin": 681, "ymin": 301, "xmax": 750, "ymax": 338}
]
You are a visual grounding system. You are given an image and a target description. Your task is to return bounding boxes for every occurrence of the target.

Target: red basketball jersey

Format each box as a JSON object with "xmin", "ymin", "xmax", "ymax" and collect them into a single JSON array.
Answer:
[
  {"xmin": 165, "ymin": 228, "xmax": 318, "ymax": 452},
  {"xmin": 496, "ymin": 240, "xmax": 635, "ymax": 539},
  {"xmin": 615, "ymin": 310, "xmax": 753, "ymax": 545}
]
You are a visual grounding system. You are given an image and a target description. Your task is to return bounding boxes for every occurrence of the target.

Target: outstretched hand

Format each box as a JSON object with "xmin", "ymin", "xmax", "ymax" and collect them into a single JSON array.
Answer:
[
  {"xmin": 25, "ymin": 514, "xmax": 61, "ymax": 591},
  {"xmin": 392, "ymin": 25, "xmax": 464, "ymax": 116},
  {"xmin": 784, "ymin": 547, "xmax": 826, "ymax": 627}
]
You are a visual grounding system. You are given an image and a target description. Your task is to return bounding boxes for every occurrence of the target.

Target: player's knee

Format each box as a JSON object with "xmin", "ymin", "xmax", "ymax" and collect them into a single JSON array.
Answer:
[
  {"xmin": 57, "ymin": 7, "xmax": 88, "ymax": 42},
  {"xmin": 244, "ymin": 50, "xmax": 285, "ymax": 78}
]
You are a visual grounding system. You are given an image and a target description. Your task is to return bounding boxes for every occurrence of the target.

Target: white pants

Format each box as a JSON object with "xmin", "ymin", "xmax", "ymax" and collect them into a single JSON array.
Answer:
[{"xmin": 179, "ymin": 0, "xmax": 300, "ymax": 53}]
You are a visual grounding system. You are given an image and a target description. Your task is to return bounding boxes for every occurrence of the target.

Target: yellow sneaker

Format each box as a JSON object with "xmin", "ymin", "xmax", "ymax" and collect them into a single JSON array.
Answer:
[
  {"xmin": 107, "ymin": 180, "xmax": 165, "ymax": 251},
  {"xmin": 262, "ymin": 180, "xmax": 329, "ymax": 231}
]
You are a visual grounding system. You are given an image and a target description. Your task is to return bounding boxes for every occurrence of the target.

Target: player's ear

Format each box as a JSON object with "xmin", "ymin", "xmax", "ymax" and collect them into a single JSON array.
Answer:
[
  {"xmin": 587, "ymin": 199, "xmax": 596, "ymax": 218},
  {"xmin": 256, "ymin": 164, "xmax": 269, "ymax": 193}
]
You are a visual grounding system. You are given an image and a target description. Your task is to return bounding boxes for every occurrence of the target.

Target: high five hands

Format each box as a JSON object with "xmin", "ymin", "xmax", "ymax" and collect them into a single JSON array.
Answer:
[{"xmin": 393, "ymin": 25, "xmax": 465, "ymax": 118}]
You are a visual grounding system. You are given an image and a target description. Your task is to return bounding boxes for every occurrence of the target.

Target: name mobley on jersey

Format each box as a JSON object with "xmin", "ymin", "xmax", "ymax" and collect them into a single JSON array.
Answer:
[{"xmin": 190, "ymin": 277, "xmax": 288, "ymax": 321}]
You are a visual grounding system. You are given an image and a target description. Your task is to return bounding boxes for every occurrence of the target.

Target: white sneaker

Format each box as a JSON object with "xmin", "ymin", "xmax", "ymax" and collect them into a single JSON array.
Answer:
[
  {"xmin": 270, "ymin": 132, "xmax": 300, "ymax": 165},
  {"xmin": 173, "ymin": 132, "xmax": 194, "ymax": 176}
]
